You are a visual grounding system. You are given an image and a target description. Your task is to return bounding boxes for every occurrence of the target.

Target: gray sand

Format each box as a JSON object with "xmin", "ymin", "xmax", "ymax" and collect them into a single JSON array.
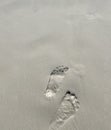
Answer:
[{"xmin": 0, "ymin": 0, "xmax": 111, "ymax": 130}]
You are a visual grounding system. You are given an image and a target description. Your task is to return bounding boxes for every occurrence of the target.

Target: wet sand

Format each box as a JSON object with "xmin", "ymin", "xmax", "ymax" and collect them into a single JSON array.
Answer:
[{"xmin": 0, "ymin": 0, "xmax": 111, "ymax": 130}]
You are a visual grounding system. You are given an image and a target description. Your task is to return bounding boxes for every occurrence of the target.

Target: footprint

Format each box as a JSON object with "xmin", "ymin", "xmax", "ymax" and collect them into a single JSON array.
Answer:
[
  {"xmin": 45, "ymin": 66, "xmax": 69, "ymax": 98},
  {"xmin": 49, "ymin": 91, "xmax": 80, "ymax": 130}
]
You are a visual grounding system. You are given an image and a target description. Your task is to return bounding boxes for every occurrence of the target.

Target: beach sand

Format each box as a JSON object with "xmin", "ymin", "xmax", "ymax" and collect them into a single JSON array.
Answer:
[{"xmin": 0, "ymin": 0, "xmax": 111, "ymax": 130}]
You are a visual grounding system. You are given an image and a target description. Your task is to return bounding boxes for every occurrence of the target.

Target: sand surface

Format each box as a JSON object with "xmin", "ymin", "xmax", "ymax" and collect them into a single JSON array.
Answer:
[{"xmin": 0, "ymin": 0, "xmax": 111, "ymax": 130}]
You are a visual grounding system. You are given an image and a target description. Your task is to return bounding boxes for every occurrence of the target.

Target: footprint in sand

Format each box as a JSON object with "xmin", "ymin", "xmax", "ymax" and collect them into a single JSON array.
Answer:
[
  {"xmin": 48, "ymin": 91, "xmax": 80, "ymax": 130},
  {"xmin": 45, "ymin": 66, "xmax": 69, "ymax": 98}
]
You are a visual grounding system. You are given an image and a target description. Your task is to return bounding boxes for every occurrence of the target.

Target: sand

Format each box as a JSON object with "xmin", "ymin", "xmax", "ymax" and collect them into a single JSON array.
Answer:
[{"xmin": 0, "ymin": 0, "xmax": 111, "ymax": 130}]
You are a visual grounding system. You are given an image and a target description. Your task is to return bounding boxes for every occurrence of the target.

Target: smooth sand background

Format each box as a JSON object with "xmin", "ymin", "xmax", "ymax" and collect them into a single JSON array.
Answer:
[{"xmin": 0, "ymin": 0, "xmax": 111, "ymax": 130}]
